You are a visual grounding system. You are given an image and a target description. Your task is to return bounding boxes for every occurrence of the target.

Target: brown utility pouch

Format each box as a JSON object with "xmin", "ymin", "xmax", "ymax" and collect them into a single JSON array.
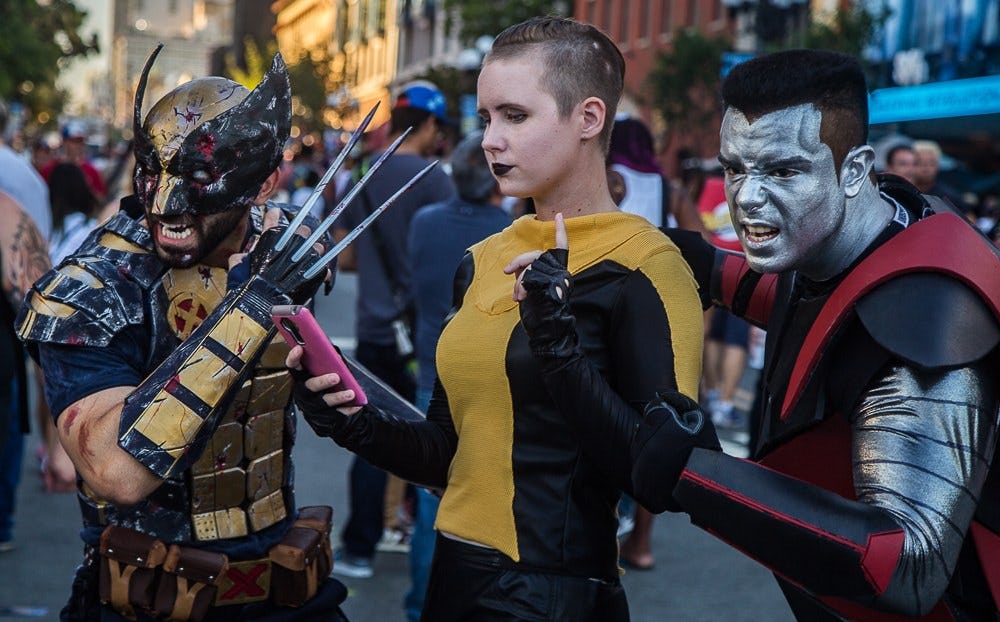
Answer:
[
  {"xmin": 268, "ymin": 526, "xmax": 323, "ymax": 607},
  {"xmin": 293, "ymin": 505, "xmax": 333, "ymax": 579},
  {"xmin": 98, "ymin": 526, "xmax": 168, "ymax": 618},
  {"xmin": 153, "ymin": 545, "xmax": 229, "ymax": 622}
]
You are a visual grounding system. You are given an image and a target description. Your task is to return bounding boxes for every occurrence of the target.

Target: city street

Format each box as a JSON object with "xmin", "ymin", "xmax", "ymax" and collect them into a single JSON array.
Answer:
[{"xmin": 0, "ymin": 274, "xmax": 792, "ymax": 621}]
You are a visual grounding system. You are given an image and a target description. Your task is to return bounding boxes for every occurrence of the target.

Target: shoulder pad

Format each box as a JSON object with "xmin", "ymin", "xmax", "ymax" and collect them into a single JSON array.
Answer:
[
  {"xmin": 857, "ymin": 272, "xmax": 1000, "ymax": 368},
  {"xmin": 17, "ymin": 212, "xmax": 162, "ymax": 347}
]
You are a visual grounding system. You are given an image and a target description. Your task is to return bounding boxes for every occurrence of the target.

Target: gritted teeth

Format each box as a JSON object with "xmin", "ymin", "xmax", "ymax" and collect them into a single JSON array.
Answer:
[
  {"xmin": 160, "ymin": 222, "xmax": 193, "ymax": 240},
  {"xmin": 745, "ymin": 224, "xmax": 778, "ymax": 236}
]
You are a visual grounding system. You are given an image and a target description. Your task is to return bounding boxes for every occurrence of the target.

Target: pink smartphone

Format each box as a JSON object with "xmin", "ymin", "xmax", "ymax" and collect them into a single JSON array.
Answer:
[{"xmin": 271, "ymin": 305, "xmax": 368, "ymax": 407}]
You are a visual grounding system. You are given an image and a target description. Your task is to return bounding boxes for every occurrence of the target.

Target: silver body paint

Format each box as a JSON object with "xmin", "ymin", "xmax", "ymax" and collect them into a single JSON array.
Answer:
[
  {"xmin": 853, "ymin": 359, "xmax": 1000, "ymax": 615},
  {"xmin": 719, "ymin": 104, "xmax": 891, "ymax": 280}
]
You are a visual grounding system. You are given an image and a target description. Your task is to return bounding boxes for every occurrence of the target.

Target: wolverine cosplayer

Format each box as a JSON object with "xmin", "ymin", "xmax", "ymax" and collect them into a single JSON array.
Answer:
[
  {"xmin": 17, "ymin": 47, "xmax": 348, "ymax": 621},
  {"xmin": 633, "ymin": 50, "xmax": 1000, "ymax": 620}
]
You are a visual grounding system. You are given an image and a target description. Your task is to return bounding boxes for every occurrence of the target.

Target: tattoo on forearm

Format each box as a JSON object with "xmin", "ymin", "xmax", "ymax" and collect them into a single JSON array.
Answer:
[{"xmin": 5, "ymin": 209, "xmax": 50, "ymax": 309}]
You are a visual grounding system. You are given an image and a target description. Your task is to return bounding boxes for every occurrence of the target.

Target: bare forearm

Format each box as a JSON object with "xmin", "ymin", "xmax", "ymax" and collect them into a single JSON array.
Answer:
[{"xmin": 58, "ymin": 387, "xmax": 162, "ymax": 505}]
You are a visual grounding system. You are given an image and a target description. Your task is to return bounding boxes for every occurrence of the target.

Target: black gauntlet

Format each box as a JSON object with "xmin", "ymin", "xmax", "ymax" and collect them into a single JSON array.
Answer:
[
  {"xmin": 518, "ymin": 248, "xmax": 579, "ymax": 360},
  {"xmin": 631, "ymin": 390, "xmax": 721, "ymax": 513},
  {"xmin": 118, "ymin": 223, "xmax": 331, "ymax": 478}
]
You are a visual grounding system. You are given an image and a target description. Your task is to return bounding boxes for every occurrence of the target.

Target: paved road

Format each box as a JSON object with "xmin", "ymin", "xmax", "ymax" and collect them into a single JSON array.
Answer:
[{"xmin": 0, "ymin": 274, "xmax": 793, "ymax": 621}]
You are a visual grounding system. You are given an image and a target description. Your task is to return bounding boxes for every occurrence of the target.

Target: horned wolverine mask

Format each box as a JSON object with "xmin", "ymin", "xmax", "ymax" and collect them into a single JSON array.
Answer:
[{"xmin": 132, "ymin": 44, "xmax": 292, "ymax": 216}]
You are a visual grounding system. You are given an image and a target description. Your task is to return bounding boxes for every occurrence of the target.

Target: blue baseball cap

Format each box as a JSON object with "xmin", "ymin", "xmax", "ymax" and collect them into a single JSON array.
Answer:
[{"xmin": 396, "ymin": 82, "xmax": 454, "ymax": 125}]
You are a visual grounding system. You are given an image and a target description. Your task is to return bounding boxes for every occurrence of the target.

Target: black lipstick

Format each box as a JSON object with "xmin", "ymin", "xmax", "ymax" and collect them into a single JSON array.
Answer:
[{"xmin": 492, "ymin": 164, "xmax": 512, "ymax": 176}]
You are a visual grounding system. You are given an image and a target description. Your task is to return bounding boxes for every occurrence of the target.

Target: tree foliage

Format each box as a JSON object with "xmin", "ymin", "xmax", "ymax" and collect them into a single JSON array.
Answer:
[
  {"xmin": 226, "ymin": 37, "xmax": 341, "ymax": 132},
  {"xmin": 442, "ymin": 0, "xmax": 568, "ymax": 45},
  {"xmin": 802, "ymin": 5, "xmax": 888, "ymax": 57},
  {"xmin": 0, "ymin": 0, "xmax": 99, "ymax": 124},
  {"xmin": 225, "ymin": 37, "xmax": 280, "ymax": 90},
  {"xmin": 646, "ymin": 29, "xmax": 730, "ymax": 141}
]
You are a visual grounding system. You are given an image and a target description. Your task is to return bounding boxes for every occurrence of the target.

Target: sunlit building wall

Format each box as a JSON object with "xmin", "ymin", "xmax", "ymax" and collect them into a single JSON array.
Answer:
[{"xmin": 273, "ymin": 0, "xmax": 398, "ymax": 130}]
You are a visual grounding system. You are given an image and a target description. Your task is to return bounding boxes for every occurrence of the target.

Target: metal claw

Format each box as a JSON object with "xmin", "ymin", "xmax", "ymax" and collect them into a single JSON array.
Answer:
[
  {"xmin": 302, "ymin": 161, "xmax": 439, "ymax": 280},
  {"xmin": 290, "ymin": 126, "xmax": 414, "ymax": 262},
  {"xmin": 274, "ymin": 103, "xmax": 381, "ymax": 252}
]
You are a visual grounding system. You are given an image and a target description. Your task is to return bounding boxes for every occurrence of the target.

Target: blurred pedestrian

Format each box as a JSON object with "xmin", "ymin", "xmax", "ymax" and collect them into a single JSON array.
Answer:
[
  {"xmin": 39, "ymin": 121, "xmax": 107, "ymax": 203},
  {"xmin": 883, "ymin": 143, "xmax": 916, "ymax": 183},
  {"xmin": 292, "ymin": 16, "xmax": 708, "ymax": 620},
  {"xmin": 330, "ymin": 81, "xmax": 456, "ymax": 579},
  {"xmin": 695, "ymin": 176, "xmax": 751, "ymax": 432},
  {"xmin": 0, "ymin": 100, "xmax": 53, "ymax": 548},
  {"xmin": 607, "ymin": 116, "xmax": 703, "ymax": 232},
  {"xmin": 0, "ymin": 102, "xmax": 51, "ymax": 239},
  {"xmin": 404, "ymin": 129, "xmax": 512, "ymax": 621},
  {"xmin": 48, "ymin": 163, "xmax": 101, "ymax": 264},
  {"xmin": 912, "ymin": 139, "xmax": 970, "ymax": 215}
]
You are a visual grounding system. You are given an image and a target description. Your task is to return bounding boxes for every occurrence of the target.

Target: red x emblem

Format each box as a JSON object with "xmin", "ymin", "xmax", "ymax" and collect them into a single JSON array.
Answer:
[{"xmin": 217, "ymin": 560, "xmax": 270, "ymax": 604}]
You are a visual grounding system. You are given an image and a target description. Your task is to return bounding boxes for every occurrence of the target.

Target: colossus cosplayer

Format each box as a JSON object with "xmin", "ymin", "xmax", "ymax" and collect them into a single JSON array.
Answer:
[
  {"xmin": 628, "ymin": 50, "xmax": 1000, "ymax": 620},
  {"xmin": 16, "ymin": 45, "xmax": 428, "ymax": 621}
]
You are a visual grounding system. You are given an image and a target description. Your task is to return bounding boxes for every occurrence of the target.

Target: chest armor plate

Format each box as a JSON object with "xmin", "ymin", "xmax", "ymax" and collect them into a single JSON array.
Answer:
[{"xmin": 164, "ymin": 264, "xmax": 294, "ymax": 541}]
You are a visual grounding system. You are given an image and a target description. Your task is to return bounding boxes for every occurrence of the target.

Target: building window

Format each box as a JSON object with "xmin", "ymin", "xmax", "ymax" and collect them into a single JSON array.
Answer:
[
  {"xmin": 687, "ymin": 0, "xmax": 698, "ymax": 26},
  {"xmin": 360, "ymin": 0, "xmax": 369, "ymax": 41},
  {"xmin": 377, "ymin": 0, "xmax": 387, "ymax": 33},
  {"xmin": 710, "ymin": 0, "xmax": 722, "ymax": 22},
  {"xmin": 603, "ymin": 0, "xmax": 613, "ymax": 33},
  {"xmin": 661, "ymin": 0, "xmax": 673, "ymax": 36},
  {"xmin": 585, "ymin": 0, "xmax": 597, "ymax": 26},
  {"xmin": 639, "ymin": 0, "xmax": 651, "ymax": 41},
  {"xmin": 618, "ymin": 0, "xmax": 631, "ymax": 44}
]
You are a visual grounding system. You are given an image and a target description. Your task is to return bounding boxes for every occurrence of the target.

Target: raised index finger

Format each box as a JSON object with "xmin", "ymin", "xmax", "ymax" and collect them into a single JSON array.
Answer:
[{"xmin": 554, "ymin": 212, "xmax": 568, "ymax": 250}]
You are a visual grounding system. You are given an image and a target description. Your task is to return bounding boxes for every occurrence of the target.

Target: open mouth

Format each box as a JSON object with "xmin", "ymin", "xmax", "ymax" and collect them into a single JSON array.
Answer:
[
  {"xmin": 159, "ymin": 222, "xmax": 194, "ymax": 241},
  {"xmin": 743, "ymin": 224, "xmax": 779, "ymax": 244},
  {"xmin": 492, "ymin": 164, "xmax": 513, "ymax": 177}
]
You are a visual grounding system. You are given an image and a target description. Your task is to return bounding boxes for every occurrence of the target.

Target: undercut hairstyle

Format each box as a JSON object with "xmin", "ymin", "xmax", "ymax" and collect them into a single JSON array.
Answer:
[
  {"xmin": 486, "ymin": 16, "xmax": 625, "ymax": 154},
  {"xmin": 722, "ymin": 49, "xmax": 869, "ymax": 171},
  {"xmin": 390, "ymin": 106, "xmax": 435, "ymax": 136}
]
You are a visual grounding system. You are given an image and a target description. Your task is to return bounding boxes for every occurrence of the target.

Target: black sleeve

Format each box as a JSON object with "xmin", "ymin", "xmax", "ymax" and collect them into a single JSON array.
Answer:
[
  {"xmin": 324, "ymin": 377, "xmax": 457, "ymax": 489},
  {"xmin": 296, "ymin": 253, "xmax": 475, "ymax": 489}
]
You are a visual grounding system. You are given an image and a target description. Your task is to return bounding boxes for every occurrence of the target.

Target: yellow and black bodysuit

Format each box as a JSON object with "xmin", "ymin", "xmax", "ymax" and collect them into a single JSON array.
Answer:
[{"xmin": 303, "ymin": 212, "xmax": 702, "ymax": 614}]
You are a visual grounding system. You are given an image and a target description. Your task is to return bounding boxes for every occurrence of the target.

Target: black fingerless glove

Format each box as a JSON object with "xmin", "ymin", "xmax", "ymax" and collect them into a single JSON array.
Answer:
[
  {"xmin": 631, "ymin": 390, "xmax": 721, "ymax": 513},
  {"xmin": 290, "ymin": 367, "xmax": 353, "ymax": 438},
  {"xmin": 518, "ymin": 248, "xmax": 579, "ymax": 360},
  {"xmin": 248, "ymin": 227, "xmax": 326, "ymax": 304}
]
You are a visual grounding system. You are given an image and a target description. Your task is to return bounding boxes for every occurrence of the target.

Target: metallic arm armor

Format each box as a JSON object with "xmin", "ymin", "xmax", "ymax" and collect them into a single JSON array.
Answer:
[{"xmin": 674, "ymin": 358, "xmax": 1000, "ymax": 617}]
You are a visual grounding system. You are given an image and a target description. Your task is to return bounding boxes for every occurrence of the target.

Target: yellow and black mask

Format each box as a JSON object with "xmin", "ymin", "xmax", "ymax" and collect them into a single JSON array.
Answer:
[{"xmin": 132, "ymin": 45, "xmax": 291, "ymax": 217}]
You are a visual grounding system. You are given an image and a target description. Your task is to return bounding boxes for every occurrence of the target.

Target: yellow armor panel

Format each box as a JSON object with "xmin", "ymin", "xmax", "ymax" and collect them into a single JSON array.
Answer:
[
  {"xmin": 247, "ymin": 370, "xmax": 292, "ymax": 415},
  {"xmin": 246, "ymin": 450, "xmax": 284, "ymax": 500},
  {"xmin": 244, "ymin": 410, "xmax": 283, "ymax": 460},
  {"xmin": 247, "ymin": 490, "xmax": 287, "ymax": 532}
]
